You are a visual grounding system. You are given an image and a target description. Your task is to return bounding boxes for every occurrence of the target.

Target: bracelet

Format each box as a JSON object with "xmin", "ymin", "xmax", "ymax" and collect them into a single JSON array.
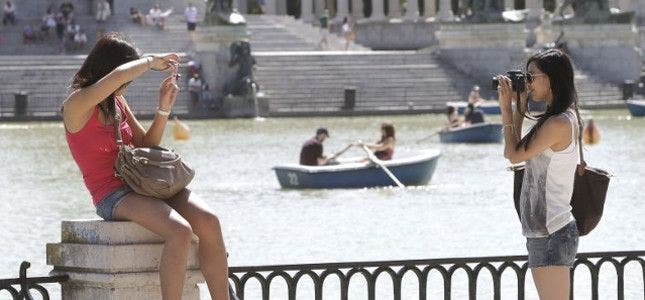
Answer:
[
  {"xmin": 503, "ymin": 123, "xmax": 513, "ymax": 128},
  {"xmin": 156, "ymin": 107, "xmax": 170, "ymax": 116}
]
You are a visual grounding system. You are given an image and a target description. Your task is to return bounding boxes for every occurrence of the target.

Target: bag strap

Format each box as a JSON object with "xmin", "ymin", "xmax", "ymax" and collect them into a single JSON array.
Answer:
[
  {"xmin": 112, "ymin": 97, "xmax": 124, "ymax": 147},
  {"xmin": 572, "ymin": 98, "xmax": 587, "ymax": 175}
]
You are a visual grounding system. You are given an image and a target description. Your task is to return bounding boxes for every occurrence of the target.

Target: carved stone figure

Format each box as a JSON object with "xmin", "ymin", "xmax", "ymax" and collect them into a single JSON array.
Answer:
[
  {"xmin": 225, "ymin": 41, "xmax": 259, "ymax": 97},
  {"xmin": 205, "ymin": 0, "xmax": 246, "ymax": 25},
  {"xmin": 466, "ymin": 0, "xmax": 504, "ymax": 23}
]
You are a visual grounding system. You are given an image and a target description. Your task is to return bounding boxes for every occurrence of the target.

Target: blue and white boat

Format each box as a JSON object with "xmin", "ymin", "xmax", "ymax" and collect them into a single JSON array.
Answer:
[
  {"xmin": 446, "ymin": 101, "xmax": 501, "ymax": 115},
  {"xmin": 439, "ymin": 123, "xmax": 503, "ymax": 143},
  {"xmin": 273, "ymin": 149, "xmax": 441, "ymax": 189},
  {"xmin": 626, "ymin": 100, "xmax": 645, "ymax": 117}
]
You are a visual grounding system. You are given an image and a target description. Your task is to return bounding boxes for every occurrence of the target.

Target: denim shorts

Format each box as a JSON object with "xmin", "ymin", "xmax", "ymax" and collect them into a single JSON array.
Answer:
[
  {"xmin": 526, "ymin": 221, "xmax": 579, "ymax": 268},
  {"xmin": 95, "ymin": 186, "xmax": 131, "ymax": 221}
]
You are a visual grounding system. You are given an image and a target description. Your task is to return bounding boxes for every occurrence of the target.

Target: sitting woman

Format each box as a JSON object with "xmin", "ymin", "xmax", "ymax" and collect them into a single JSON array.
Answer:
[
  {"xmin": 356, "ymin": 122, "xmax": 396, "ymax": 161},
  {"xmin": 445, "ymin": 105, "xmax": 461, "ymax": 128},
  {"xmin": 62, "ymin": 33, "xmax": 234, "ymax": 300}
]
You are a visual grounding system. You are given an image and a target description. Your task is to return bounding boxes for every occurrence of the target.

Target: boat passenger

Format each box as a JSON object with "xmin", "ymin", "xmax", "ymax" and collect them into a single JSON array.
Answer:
[
  {"xmin": 464, "ymin": 102, "xmax": 485, "ymax": 125},
  {"xmin": 468, "ymin": 85, "xmax": 484, "ymax": 106},
  {"xmin": 356, "ymin": 122, "xmax": 396, "ymax": 161},
  {"xmin": 300, "ymin": 127, "xmax": 336, "ymax": 166},
  {"xmin": 446, "ymin": 106, "xmax": 461, "ymax": 128}
]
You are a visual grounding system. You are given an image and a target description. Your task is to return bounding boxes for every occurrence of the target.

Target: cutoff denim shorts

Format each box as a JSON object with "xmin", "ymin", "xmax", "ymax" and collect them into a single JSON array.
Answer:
[
  {"xmin": 526, "ymin": 221, "xmax": 579, "ymax": 268},
  {"xmin": 95, "ymin": 186, "xmax": 131, "ymax": 221}
]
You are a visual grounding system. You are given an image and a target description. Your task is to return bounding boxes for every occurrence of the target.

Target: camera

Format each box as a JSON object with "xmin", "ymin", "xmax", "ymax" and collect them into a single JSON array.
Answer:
[{"xmin": 492, "ymin": 70, "xmax": 527, "ymax": 93}]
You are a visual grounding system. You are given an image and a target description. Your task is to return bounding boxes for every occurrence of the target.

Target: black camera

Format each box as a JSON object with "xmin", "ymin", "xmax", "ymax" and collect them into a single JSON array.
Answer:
[{"xmin": 492, "ymin": 70, "xmax": 527, "ymax": 93}]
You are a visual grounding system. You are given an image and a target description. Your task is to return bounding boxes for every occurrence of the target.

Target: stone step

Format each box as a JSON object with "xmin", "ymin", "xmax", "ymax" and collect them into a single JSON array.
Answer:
[{"xmin": 47, "ymin": 242, "xmax": 201, "ymax": 273}]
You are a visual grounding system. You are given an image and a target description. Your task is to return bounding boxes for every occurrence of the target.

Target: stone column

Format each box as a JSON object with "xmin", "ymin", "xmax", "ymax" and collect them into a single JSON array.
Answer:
[
  {"xmin": 636, "ymin": 0, "xmax": 645, "ymax": 25},
  {"xmin": 423, "ymin": 0, "xmax": 436, "ymax": 18},
  {"xmin": 337, "ymin": 0, "xmax": 350, "ymax": 19},
  {"xmin": 314, "ymin": 0, "xmax": 325, "ymax": 20},
  {"xmin": 405, "ymin": 0, "xmax": 420, "ymax": 19},
  {"xmin": 526, "ymin": 0, "xmax": 542, "ymax": 21},
  {"xmin": 370, "ymin": 0, "xmax": 385, "ymax": 20},
  {"xmin": 438, "ymin": 0, "xmax": 453, "ymax": 21},
  {"xmin": 301, "ymin": 0, "xmax": 314, "ymax": 22},
  {"xmin": 265, "ymin": 0, "xmax": 277, "ymax": 14},
  {"xmin": 47, "ymin": 220, "xmax": 204, "ymax": 299},
  {"xmin": 235, "ymin": 0, "xmax": 247, "ymax": 14},
  {"xmin": 388, "ymin": 0, "xmax": 402, "ymax": 17},
  {"xmin": 352, "ymin": 0, "xmax": 364, "ymax": 19}
]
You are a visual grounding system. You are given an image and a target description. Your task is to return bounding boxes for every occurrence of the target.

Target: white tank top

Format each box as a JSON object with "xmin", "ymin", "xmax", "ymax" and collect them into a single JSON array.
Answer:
[{"xmin": 520, "ymin": 110, "xmax": 579, "ymax": 238}]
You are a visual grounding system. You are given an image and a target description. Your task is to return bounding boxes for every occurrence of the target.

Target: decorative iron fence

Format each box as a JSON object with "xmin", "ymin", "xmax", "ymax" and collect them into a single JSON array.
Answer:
[
  {"xmin": 228, "ymin": 250, "xmax": 645, "ymax": 300},
  {"xmin": 0, "ymin": 261, "xmax": 68, "ymax": 300}
]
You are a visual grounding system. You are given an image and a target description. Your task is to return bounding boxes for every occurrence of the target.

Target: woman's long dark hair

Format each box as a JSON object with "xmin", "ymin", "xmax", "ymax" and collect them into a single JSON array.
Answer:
[
  {"xmin": 380, "ymin": 122, "xmax": 396, "ymax": 142},
  {"xmin": 517, "ymin": 48, "xmax": 578, "ymax": 150},
  {"xmin": 70, "ymin": 32, "xmax": 140, "ymax": 120}
]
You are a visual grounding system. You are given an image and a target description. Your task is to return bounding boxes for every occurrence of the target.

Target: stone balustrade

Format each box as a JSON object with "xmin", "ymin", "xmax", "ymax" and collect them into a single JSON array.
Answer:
[{"xmin": 47, "ymin": 220, "xmax": 204, "ymax": 300}]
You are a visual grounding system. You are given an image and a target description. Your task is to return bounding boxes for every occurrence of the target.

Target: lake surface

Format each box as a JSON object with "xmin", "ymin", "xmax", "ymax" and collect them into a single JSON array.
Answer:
[{"xmin": 0, "ymin": 109, "xmax": 643, "ymax": 299}]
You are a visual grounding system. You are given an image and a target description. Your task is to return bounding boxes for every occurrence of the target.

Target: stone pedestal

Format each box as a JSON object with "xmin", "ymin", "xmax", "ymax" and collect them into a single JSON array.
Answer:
[
  {"xmin": 47, "ymin": 220, "xmax": 204, "ymax": 300},
  {"xmin": 437, "ymin": 23, "xmax": 527, "ymax": 84},
  {"xmin": 355, "ymin": 19, "xmax": 439, "ymax": 50},
  {"xmin": 193, "ymin": 25, "xmax": 250, "ymax": 115},
  {"xmin": 561, "ymin": 24, "xmax": 640, "ymax": 83}
]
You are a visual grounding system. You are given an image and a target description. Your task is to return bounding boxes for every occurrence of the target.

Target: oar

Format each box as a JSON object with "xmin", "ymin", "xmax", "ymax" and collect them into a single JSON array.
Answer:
[
  {"xmin": 361, "ymin": 145, "xmax": 405, "ymax": 188},
  {"xmin": 332, "ymin": 144, "xmax": 354, "ymax": 158},
  {"xmin": 416, "ymin": 130, "xmax": 442, "ymax": 143}
]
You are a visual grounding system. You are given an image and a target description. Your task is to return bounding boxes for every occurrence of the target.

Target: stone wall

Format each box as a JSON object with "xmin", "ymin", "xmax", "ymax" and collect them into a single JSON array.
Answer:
[
  {"xmin": 436, "ymin": 23, "xmax": 528, "ymax": 96},
  {"xmin": 353, "ymin": 19, "xmax": 440, "ymax": 50},
  {"xmin": 561, "ymin": 24, "xmax": 641, "ymax": 84}
]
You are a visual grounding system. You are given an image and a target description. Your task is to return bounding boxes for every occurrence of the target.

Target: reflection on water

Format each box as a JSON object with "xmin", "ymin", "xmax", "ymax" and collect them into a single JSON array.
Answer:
[{"xmin": 0, "ymin": 110, "xmax": 643, "ymax": 299}]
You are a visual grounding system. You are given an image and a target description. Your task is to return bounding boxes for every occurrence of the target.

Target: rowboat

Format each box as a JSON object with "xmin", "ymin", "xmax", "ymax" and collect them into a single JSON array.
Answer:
[
  {"xmin": 446, "ymin": 101, "xmax": 501, "ymax": 115},
  {"xmin": 626, "ymin": 100, "xmax": 645, "ymax": 117},
  {"xmin": 439, "ymin": 123, "xmax": 503, "ymax": 143},
  {"xmin": 273, "ymin": 149, "xmax": 441, "ymax": 189}
]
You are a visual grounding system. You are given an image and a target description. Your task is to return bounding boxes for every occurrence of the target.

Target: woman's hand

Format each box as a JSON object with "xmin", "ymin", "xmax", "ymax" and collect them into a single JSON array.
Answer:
[
  {"xmin": 149, "ymin": 53, "xmax": 180, "ymax": 72},
  {"xmin": 158, "ymin": 73, "xmax": 180, "ymax": 111},
  {"xmin": 497, "ymin": 75, "xmax": 513, "ymax": 111}
]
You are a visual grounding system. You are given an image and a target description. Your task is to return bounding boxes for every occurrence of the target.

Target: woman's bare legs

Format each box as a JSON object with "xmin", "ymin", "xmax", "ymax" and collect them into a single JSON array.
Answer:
[
  {"xmin": 168, "ymin": 190, "xmax": 230, "ymax": 300},
  {"xmin": 531, "ymin": 266, "xmax": 570, "ymax": 300},
  {"xmin": 113, "ymin": 193, "xmax": 194, "ymax": 300}
]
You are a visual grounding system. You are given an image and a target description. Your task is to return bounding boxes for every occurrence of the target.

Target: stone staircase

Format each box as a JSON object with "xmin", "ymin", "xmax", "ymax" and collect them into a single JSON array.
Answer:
[
  {"xmin": 573, "ymin": 70, "xmax": 626, "ymax": 107},
  {"xmin": 254, "ymin": 51, "xmax": 477, "ymax": 116},
  {"xmin": 0, "ymin": 0, "xmax": 203, "ymax": 55},
  {"xmin": 0, "ymin": 55, "xmax": 192, "ymax": 119},
  {"xmin": 245, "ymin": 14, "xmax": 367, "ymax": 52}
]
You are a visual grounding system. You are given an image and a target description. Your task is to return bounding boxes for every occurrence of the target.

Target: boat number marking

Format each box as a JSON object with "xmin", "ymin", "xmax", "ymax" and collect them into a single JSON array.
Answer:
[{"xmin": 287, "ymin": 172, "xmax": 299, "ymax": 186}]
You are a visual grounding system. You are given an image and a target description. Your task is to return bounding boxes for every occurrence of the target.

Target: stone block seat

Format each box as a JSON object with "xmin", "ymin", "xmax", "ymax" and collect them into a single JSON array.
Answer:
[{"xmin": 47, "ymin": 220, "xmax": 204, "ymax": 300}]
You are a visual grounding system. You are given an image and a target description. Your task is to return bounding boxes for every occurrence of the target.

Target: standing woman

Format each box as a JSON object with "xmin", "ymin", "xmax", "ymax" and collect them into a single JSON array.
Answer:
[
  {"xmin": 498, "ymin": 48, "xmax": 580, "ymax": 300},
  {"xmin": 63, "ymin": 33, "xmax": 233, "ymax": 300},
  {"xmin": 357, "ymin": 122, "xmax": 396, "ymax": 160}
]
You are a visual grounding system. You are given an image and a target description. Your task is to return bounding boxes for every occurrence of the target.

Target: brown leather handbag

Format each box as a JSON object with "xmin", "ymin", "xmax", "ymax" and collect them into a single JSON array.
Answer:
[
  {"xmin": 113, "ymin": 112, "xmax": 195, "ymax": 199},
  {"xmin": 512, "ymin": 107, "xmax": 611, "ymax": 236}
]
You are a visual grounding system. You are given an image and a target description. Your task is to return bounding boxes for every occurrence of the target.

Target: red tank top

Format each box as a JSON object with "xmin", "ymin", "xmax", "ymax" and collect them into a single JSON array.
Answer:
[{"xmin": 66, "ymin": 96, "xmax": 133, "ymax": 205}]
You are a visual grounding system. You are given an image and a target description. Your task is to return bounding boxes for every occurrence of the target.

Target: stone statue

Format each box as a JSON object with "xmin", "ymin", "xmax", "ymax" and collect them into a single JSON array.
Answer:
[
  {"xmin": 466, "ymin": 0, "xmax": 504, "ymax": 23},
  {"xmin": 205, "ymin": 0, "xmax": 246, "ymax": 25},
  {"xmin": 225, "ymin": 41, "xmax": 259, "ymax": 97},
  {"xmin": 556, "ymin": 0, "xmax": 632, "ymax": 23}
]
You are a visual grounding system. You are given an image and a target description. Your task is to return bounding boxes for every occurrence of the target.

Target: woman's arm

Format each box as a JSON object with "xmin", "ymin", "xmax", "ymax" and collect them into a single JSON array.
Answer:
[
  {"xmin": 499, "ymin": 75, "xmax": 568, "ymax": 164},
  {"xmin": 126, "ymin": 72, "xmax": 180, "ymax": 147},
  {"xmin": 363, "ymin": 137, "xmax": 394, "ymax": 152},
  {"xmin": 63, "ymin": 55, "xmax": 179, "ymax": 128}
]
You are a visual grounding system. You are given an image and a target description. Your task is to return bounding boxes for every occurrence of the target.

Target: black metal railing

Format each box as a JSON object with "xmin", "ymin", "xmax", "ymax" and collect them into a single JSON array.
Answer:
[
  {"xmin": 228, "ymin": 250, "xmax": 645, "ymax": 300},
  {"xmin": 0, "ymin": 261, "xmax": 69, "ymax": 300}
]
